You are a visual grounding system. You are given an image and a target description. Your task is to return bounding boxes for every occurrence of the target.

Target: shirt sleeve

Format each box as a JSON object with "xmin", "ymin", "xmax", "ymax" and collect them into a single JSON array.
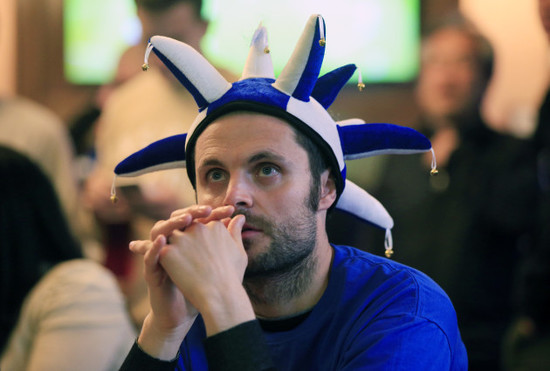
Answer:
[
  {"xmin": 119, "ymin": 341, "xmax": 179, "ymax": 371},
  {"xmin": 119, "ymin": 320, "xmax": 275, "ymax": 371},
  {"xmin": 204, "ymin": 320, "xmax": 275, "ymax": 371}
]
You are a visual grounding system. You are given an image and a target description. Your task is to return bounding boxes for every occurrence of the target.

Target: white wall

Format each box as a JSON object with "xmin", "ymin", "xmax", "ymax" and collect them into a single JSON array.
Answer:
[
  {"xmin": 0, "ymin": 0, "xmax": 16, "ymax": 96},
  {"xmin": 461, "ymin": 0, "xmax": 550, "ymax": 137}
]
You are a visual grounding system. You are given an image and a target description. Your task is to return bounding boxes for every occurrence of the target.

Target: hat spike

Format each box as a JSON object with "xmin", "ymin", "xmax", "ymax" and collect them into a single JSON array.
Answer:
[
  {"xmin": 337, "ymin": 120, "xmax": 432, "ymax": 160},
  {"xmin": 148, "ymin": 36, "xmax": 232, "ymax": 111},
  {"xmin": 272, "ymin": 14, "xmax": 326, "ymax": 101},
  {"xmin": 311, "ymin": 64, "xmax": 357, "ymax": 109},
  {"xmin": 241, "ymin": 24, "xmax": 275, "ymax": 80}
]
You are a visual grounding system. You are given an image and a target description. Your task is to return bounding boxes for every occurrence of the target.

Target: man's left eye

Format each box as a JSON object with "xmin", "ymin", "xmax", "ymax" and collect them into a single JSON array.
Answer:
[{"xmin": 258, "ymin": 165, "xmax": 279, "ymax": 177}]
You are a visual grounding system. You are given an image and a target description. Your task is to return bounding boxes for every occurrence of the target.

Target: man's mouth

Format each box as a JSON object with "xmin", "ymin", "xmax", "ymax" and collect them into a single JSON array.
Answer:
[{"xmin": 241, "ymin": 223, "xmax": 262, "ymax": 238}]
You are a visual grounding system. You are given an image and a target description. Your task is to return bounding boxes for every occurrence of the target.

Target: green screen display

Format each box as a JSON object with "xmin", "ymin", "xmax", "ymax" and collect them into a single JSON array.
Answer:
[
  {"xmin": 63, "ymin": 0, "xmax": 141, "ymax": 84},
  {"xmin": 64, "ymin": 0, "xmax": 419, "ymax": 85}
]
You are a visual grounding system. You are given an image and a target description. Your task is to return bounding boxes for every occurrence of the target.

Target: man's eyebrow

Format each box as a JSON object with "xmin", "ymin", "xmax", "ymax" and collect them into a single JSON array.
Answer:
[
  {"xmin": 248, "ymin": 151, "xmax": 287, "ymax": 164},
  {"xmin": 198, "ymin": 158, "xmax": 224, "ymax": 170},
  {"xmin": 197, "ymin": 151, "xmax": 288, "ymax": 170}
]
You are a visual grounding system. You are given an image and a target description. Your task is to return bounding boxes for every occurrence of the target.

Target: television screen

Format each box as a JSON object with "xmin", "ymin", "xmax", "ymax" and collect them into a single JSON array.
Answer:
[
  {"xmin": 63, "ymin": 0, "xmax": 142, "ymax": 85},
  {"xmin": 63, "ymin": 0, "xmax": 420, "ymax": 85}
]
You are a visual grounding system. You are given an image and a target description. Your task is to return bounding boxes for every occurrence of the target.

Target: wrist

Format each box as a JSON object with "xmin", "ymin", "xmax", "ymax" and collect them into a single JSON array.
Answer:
[
  {"xmin": 198, "ymin": 283, "xmax": 256, "ymax": 337},
  {"xmin": 137, "ymin": 312, "xmax": 194, "ymax": 360}
]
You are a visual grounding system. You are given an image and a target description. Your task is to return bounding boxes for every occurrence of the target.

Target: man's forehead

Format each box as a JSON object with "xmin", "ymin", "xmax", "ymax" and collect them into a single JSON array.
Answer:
[
  {"xmin": 194, "ymin": 114, "xmax": 305, "ymax": 166},
  {"xmin": 197, "ymin": 112, "xmax": 298, "ymax": 143}
]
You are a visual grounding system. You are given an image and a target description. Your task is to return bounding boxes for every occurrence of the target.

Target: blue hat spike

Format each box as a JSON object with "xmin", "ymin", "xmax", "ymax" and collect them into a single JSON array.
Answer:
[
  {"xmin": 110, "ymin": 134, "xmax": 188, "ymax": 203},
  {"xmin": 311, "ymin": 64, "xmax": 357, "ymax": 109},
  {"xmin": 241, "ymin": 24, "xmax": 275, "ymax": 80},
  {"xmin": 337, "ymin": 118, "xmax": 438, "ymax": 174},
  {"xmin": 272, "ymin": 14, "xmax": 326, "ymax": 101},
  {"xmin": 338, "ymin": 119, "xmax": 433, "ymax": 157},
  {"xmin": 114, "ymin": 134, "xmax": 188, "ymax": 177},
  {"xmin": 145, "ymin": 36, "xmax": 232, "ymax": 111}
]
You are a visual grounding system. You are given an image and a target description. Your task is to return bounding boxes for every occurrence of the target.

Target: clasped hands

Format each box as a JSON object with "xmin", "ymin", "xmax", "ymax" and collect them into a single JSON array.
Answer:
[{"xmin": 129, "ymin": 205, "xmax": 255, "ymax": 359}]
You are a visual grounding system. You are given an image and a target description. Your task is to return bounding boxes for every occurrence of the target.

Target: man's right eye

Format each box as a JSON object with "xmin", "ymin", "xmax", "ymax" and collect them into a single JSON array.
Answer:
[{"xmin": 207, "ymin": 169, "xmax": 226, "ymax": 182}]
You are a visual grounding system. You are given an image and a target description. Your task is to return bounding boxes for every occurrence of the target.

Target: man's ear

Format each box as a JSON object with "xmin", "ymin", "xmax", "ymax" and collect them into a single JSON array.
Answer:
[{"xmin": 318, "ymin": 170, "xmax": 337, "ymax": 211}]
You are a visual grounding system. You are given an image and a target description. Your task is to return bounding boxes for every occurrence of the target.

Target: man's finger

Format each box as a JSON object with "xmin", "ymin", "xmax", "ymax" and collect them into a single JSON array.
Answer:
[
  {"xmin": 129, "ymin": 240, "xmax": 153, "ymax": 255},
  {"xmin": 143, "ymin": 234, "xmax": 167, "ymax": 268},
  {"xmin": 170, "ymin": 205, "xmax": 212, "ymax": 219},
  {"xmin": 227, "ymin": 214, "xmax": 246, "ymax": 244},
  {"xmin": 150, "ymin": 214, "xmax": 193, "ymax": 240},
  {"xmin": 195, "ymin": 205, "xmax": 235, "ymax": 224}
]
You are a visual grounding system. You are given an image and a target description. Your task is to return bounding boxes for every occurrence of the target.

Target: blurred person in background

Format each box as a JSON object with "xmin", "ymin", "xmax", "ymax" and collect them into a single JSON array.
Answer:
[
  {"xmin": 351, "ymin": 14, "xmax": 538, "ymax": 370},
  {"xmin": 70, "ymin": 0, "xmax": 206, "ymax": 160},
  {"xmin": 502, "ymin": 0, "xmax": 550, "ymax": 369},
  {"xmin": 82, "ymin": 0, "xmax": 235, "ymax": 327},
  {"xmin": 0, "ymin": 145, "xmax": 135, "ymax": 371},
  {"xmin": 0, "ymin": 96, "xmax": 81, "ymax": 236}
]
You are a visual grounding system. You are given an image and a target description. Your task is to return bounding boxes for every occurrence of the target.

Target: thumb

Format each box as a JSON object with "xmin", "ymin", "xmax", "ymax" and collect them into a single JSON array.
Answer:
[{"xmin": 227, "ymin": 214, "xmax": 246, "ymax": 244}]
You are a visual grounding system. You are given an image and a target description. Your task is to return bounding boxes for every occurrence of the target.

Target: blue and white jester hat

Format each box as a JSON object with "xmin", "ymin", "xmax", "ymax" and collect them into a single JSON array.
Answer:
[{"xmin": 113, "ymin": 14, "xmax": 437, "ymax": 258}]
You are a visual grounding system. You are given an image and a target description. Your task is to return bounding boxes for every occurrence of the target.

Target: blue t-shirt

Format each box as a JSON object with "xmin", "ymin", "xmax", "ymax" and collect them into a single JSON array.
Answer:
[{"xmin": 177, "ymin": 245, "xmax": 468, "ymax": 370}]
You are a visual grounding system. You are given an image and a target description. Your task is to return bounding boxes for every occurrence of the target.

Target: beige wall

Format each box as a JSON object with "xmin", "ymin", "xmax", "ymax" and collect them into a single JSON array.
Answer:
[
  {"xmin": 0, "ymin": 0, "xmax": 16, "ymax": 96},
  {"xmin": 461, "ymin": 0, "xmax": 550, "ymax": 136}
]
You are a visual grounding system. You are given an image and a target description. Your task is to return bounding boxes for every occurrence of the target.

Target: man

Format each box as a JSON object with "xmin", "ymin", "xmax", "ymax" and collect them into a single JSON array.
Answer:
[
  {"xmin": 115, "ymin": 15, "xmax": 467, "ymax": 370},
  {"xmin": 362, "ymin": 15, "xmax": 538, "ymax": 370}
]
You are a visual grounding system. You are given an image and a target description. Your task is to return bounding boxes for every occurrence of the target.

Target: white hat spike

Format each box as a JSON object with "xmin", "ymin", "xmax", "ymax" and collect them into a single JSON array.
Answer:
[
  {"xmin": 241, "ymin": 24, "xmax": 275, "ymax": 80},
  {"xmin": 145, "ymin": 36, "xmax": 232, "ymax": 111}
]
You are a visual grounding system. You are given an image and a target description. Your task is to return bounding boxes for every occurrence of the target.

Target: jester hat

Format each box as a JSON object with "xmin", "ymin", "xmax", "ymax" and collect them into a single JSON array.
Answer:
[{"xmin": 113, "ymin": 14, "xmax": 437, "ymax": 257}]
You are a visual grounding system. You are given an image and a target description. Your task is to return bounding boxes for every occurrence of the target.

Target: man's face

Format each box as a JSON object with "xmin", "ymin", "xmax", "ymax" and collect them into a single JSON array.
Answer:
[
  {"xmin": 415, "ymin": 28, "xmax": 481, "ymax": 124},
  {"xmin": 540, "ymin": 0, "xmax": 550, "ymax": 42},
  {"xmin": 194, "ymin": 112, "xmax": 322, "ymax": 276}
]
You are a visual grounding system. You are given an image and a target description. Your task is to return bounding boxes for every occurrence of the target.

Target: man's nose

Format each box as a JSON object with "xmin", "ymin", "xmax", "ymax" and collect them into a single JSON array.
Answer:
[{"xmin": 223, "ymin": 174, "xmax": 253, "ymax": 208}]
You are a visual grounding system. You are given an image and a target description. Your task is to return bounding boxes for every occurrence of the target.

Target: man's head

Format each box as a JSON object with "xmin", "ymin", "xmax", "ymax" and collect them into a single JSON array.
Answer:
[
  {"xmin": 193, "ymin": 111, "xmax": 334, "ymax": 214},
  {"xmin": 193, "ymin": 112, "xmax": 336, "ymax": 288},
  {"xmin": 539, "ymin": 0, "xmax": 550, "ymax": 42},
  {"xmin": 415, "ymin": 17, "xmax": 493, "ymax": 127}
]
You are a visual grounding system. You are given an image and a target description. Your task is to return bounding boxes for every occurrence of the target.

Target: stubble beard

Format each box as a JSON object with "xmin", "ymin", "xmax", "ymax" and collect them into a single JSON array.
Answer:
[{"xmin": 237, "ymin": 206, "xmax": 319, "ymax": 307}]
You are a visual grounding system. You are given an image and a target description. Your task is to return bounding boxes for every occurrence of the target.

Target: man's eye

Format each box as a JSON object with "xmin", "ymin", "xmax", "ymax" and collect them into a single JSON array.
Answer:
[
  {"xmin": 258, "ymin": 165, "xmax": 279, "ymax": 177},
  {"xmin": 207, "ymin": 169, "xmax": 226, "ymax": 182}
]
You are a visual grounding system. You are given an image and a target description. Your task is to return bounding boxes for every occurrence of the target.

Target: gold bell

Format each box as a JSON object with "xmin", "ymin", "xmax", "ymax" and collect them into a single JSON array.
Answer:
[
  {"xmin": 319, "ymin": 38, "xmax": 326, "ymax": 47},
  {"xmin": 430, "ymin": 168, "xmax": 439, "ymax": 176},
  {"xmin": 385, "ymin": 248, "xmax": 394, "ymax": 258},
  {"xmin": 110, "ymin": 194, "xmax": 118, "ymax": 204},
  {"xmin": 357, "ymin": 82, "xmax": 365, "ymax": 91},
  {"xmin": 141, "ymin": 63, "xmax": 150, "ymax": 71},
  {"xmin": 264, "ymin": 47, "xmax": 270, "ymax": 54}
]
